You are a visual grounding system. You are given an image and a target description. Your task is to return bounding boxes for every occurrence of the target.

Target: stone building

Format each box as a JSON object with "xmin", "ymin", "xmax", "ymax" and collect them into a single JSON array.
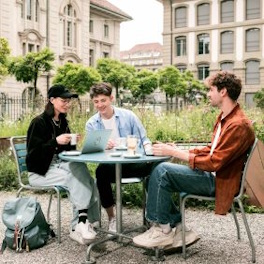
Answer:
[
  {"xmin": 120, "ymin": 42, "xmax": 163, "ymax": 72},
  {"xmin": 158, "ymin": 0, "xmax": 264, "ymax": 107},
  {"xmin": 0, "ymin": 0, "xmax": 131, "ymax": 98}
]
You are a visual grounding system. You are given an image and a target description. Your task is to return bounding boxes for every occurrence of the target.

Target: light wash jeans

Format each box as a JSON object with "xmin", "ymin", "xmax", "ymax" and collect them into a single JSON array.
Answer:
[
  {"xmin": 146, "ymin": 162, "xmax": 215, "ymax": 227},
  {"xmin": 28, "ymin": 157, "xmax": 100, "ymax": 229}
]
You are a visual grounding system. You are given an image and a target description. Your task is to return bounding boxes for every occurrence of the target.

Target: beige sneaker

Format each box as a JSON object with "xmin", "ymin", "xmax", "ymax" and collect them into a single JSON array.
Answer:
[
  {"xmin": 164, "ymin": 224, "xmax": 200, "ymax": 251},
  {"xmin": 133, "ymin": 225, "xmax": 174, "ymax": 248}
]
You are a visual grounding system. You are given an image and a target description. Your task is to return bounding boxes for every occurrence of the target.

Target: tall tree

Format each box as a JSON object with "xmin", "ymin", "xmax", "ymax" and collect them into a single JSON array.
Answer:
[
  {"xmin": 131, "ymin": 69, "xmax": 158, "ymax": 104},
  {"xmin": 158, "ymin": 66, "xmax": 185, "ymax": 110},
  {"xmin": 53, "ymin": 62, "xmax": 101, "ymax": 95},
  {"xmin": 9, "ymin": 47, "xmax": 55, "ymax": 99},
  {"xmin": 0, "ymin": 38, "xmax": 11, "ymax": 83},
  {"xmin": 96, "ymin": 58, "xmax": 135, "ymax": 102}
]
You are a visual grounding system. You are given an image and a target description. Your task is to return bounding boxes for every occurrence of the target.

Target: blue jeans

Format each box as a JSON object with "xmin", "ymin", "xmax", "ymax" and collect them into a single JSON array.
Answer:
[{"xmin": 146, "ymin": 162, "xmax": 215, "ymax": 227}]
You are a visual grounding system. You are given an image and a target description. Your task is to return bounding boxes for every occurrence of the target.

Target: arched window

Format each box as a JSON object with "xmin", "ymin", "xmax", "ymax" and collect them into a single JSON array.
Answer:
[
  {"xmin": 246, "ymin": 0, "xmax": 260, "ymax": 20},
  {"xmin": 220, "ymin": 62, "xmax": 234, "ymax": 71},
  {"xmin": 198, "ymin": 34, "xmax": 210, "ymax": 54},
  {"xmin": 246, "ymin": 28, "xmax": 260, "ymax": 52},
  {"xmin": 246, "ymin": 60, "xmax": 260, "ymax": 84},
  {"xmin": 63, "ymin": 4, "xmax": 77, "ymax": 48},
  {"xmin": 221, "ymin": 31, "xmax": 234, "ymax": 54},
  {"xmin": 197, "ymin": 3, "xmax": 210, "ymax": 25},
  {"xmin": 175, "ymin": 6, "xmax": 187, "ymax": 28},
  {"xmin": 175, "ymin": 36, "xmax": 186, "ymax": 56},
  {"xmin": 221, "ymin": 0, "xmax": 234, "ymax": 23},
  {"xmin": 198, "ymin": 64, "xmax": 210, "ymax": 80}
]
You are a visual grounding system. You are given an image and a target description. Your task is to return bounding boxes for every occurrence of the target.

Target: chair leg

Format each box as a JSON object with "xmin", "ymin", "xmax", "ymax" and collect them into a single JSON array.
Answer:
[
  {"xmin": 237, "ymin": 199, "xmax": 256, "ymax": 263},
  {"xmin": 47, "ymin": 193, "xmax": 53, "ymax": 223},
  {"xmin": 180, "ymin": 197, "xmax": 187, "ymax": 259},
  {"xmin": 142, "ymin": 179, "xmax": 147, "ymax": 225},
  {"xmin": 16, "ymin": 187, "xmax": 24, "ymax": 198},
  {"xmin": 56, "ymin": 189, "xmax": 62, "ymax": 243},
  {"xmin": 231, "ymin": 204, "xmax": 240, "ymax": 240}
]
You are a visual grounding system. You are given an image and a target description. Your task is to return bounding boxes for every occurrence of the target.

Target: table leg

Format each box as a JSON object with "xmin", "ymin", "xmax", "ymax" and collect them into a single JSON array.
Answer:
[{"xmin": 115, "ymin": 163, "xmax": 122, "ymax": 237}]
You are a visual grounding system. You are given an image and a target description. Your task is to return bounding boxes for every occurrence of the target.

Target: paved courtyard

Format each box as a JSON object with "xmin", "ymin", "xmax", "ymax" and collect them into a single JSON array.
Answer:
[{"xmin": 0, "ymin": 191, "xmax": 263, "ymax": 264}]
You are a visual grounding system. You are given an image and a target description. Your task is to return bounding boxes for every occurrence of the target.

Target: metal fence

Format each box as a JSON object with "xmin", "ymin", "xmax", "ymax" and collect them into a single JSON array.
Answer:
[
  {"xmin": 0, "ymin": 96, "xmax": 91, "ymax": 121},
  {"xmin": 0, "ymin": 96, "xmax": 183, "ymax": 121}
]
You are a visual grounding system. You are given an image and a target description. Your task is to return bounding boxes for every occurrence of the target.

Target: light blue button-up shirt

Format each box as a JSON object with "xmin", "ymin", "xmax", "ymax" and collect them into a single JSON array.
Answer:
[{"xmin": 85, "ymin": 106, "xmax": 151, "ymax": 148}]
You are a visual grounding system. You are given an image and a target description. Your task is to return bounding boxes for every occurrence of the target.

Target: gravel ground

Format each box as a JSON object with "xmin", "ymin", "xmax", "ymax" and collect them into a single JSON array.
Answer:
[{"xmin": 0, "ymin": 191, "xmax": 263, "ymax": 264}]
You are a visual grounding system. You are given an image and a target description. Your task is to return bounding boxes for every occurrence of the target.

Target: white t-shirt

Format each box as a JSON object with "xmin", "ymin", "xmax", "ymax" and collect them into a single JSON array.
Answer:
[{"xmin": 102, "ymin": 115, "xmax": 119, "ymax": 141}]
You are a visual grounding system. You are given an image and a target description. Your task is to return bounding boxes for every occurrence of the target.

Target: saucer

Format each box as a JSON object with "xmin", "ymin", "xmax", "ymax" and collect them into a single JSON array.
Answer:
[
  {"xmin": 62, "ymin": 150, "xmax": 82, "ymax": 156},
  {"xmin": 109, "ymin": 152, "xmax": 122, "ymax": 157},
  {"xmin": 123, "ymin": 154, "xmax": 142, "ymax": 159}
]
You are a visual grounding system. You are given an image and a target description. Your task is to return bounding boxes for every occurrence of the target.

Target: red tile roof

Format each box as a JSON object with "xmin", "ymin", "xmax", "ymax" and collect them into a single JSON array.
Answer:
[{"xmin": 90, "ymin": 0, "xmax": 132, "ymax": 20}]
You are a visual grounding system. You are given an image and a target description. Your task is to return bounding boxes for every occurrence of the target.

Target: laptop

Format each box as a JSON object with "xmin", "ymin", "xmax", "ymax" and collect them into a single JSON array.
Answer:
[{"xmin": 81, "ymin": 129, "xmax": 112, "ymax": 154}]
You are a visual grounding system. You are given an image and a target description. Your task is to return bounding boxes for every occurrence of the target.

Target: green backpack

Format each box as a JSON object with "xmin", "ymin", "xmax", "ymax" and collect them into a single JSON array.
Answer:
[{"xmin": 1, "ymin": 197, "xmax": 55, "ymax": 253}]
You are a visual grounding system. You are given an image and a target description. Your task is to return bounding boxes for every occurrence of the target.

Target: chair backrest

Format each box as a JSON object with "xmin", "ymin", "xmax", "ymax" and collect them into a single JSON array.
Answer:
[
  {"xmin": 236, "ymin": 138, "xmax": 258, "ymax": 199},
  {"xmin": 10, "ymin": 136, "xmax": 27, "ymax": 186}
]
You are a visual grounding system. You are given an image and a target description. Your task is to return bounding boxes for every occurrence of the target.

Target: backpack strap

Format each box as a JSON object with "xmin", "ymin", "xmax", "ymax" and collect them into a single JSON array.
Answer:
[{"xmin": 0, "ymin": 239, "xmax": 7, "ymax": 254}]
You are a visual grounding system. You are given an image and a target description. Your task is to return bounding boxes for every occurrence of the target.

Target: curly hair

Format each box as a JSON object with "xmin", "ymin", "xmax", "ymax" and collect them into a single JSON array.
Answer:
[
  {"xmin": 89, "ymin": 82, "xmax": 112, "ymax": 99},
  {"xmin": 205, "ymin": 71, "xmax": 242, "ymax": 101}
]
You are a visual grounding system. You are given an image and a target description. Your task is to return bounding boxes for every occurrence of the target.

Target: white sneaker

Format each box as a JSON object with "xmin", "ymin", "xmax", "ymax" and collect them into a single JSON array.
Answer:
[
  {"xmin": 107, "ymin": 218, "xmax": 117, "ymax": 236},
  {"xmin": 75, "ymin": 220, "xmax": 97, "ymax": 240},
  {"xmin": 69, "ymin": 230, "xmax": 86, "ymax": 245},
  {"xmin": 133, "ymin": 224, "xmax": 174, "ymax": 248}
]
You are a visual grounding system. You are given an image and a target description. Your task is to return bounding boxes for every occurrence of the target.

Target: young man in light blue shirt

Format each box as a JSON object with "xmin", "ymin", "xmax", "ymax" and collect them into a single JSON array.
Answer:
[{"xmin": 86, "ymin": 82, "xmax": 153, "ymax": 234}]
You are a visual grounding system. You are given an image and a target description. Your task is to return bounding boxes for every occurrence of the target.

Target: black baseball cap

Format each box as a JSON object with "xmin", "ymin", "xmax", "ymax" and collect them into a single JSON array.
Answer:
[{"xmin": 48, "ymin": 84, "xmax": 78, "ymax": 99}]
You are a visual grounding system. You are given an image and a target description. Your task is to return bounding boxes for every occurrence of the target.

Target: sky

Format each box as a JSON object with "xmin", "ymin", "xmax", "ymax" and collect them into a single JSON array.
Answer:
[{"xmin": 108, "ymin": 0, "xmax": 163, "ymax": 51}]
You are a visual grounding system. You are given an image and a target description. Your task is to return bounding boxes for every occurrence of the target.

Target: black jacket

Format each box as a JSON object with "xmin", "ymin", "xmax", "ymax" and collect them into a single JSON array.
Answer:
[{"xmin": 26, "ymin": 111, "xmax": 74, "ymax": 176}]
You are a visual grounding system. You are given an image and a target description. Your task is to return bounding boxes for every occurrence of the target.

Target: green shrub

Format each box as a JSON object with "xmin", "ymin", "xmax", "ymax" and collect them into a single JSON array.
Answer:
[{"xmin": 0, "ymin": 151, "xmax": 18, "ymax": 190}]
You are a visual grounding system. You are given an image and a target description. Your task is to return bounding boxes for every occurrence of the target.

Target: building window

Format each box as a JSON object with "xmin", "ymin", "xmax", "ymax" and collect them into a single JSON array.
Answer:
[
  {"xmin": 221, "ymin": 0, "xmax": 234, "ymax": 23},
  {"xmin": 175, "ymin": 7, "xmax": 187, "ymax": 28},
  {"xmin": 24, "ymin": 0, "xmax": 39, "ymax": 22},
  {"xmin": 63, "ymin": 4, "xmax": 77, "ymax": 48},
  {"xmin": 175, "ymin": 36, "xmax": 186, "ymax": 56},
  {"xmin": 246, "ymin": 0, "xmax": 260, "ymax": 20},
  {"xmin": 246, "ymin": 28, "xmax": 260, "ymax": 52},
  {"xmin": 198, "ymin": 64, "xmax": 210, "ymax": 80},
  {"xmin": 89, "ymin": 49, "xmax": 94, "ymax": 67},
  {"xmin": 198, "ymin": 34, "xmax": 209, "ymax": 54},
  {"xmin": 89, "ymin": 20, "xmax": 93, "ymax": 33},
  {"xmin": 221, "ymin": 31, "xmax": 234, "ymax": 54},
  {"xmin": 246, "ymin": 60, "xmax": 260, "ymax": 84},
  {"xmin": 176, "ymin": 65, "xmax": 187, "ymax": 72},
  {"xmin": 197, "ymin": 3, "xmax": 210, "ymax": 26},
  {"xmin": 220, "ymin": 62, "xmax": 234, "ymax": 71},
  {"xmin": 103, "ymin": 52, "xmax": 109, "ymax": 58},
  {"xmin": 104, "ymin": 24, "xmax": 109, "ymax": 37}
]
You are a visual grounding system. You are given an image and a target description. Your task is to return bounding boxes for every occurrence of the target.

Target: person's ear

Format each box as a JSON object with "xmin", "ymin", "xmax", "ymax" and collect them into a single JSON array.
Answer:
[
  {"xmin": 110, "ymin": 95, "xmax": 115, "ymax": 102},
  {"xmin": 50, "ymin": 97, "xmax": 55, "ymax": 104}
]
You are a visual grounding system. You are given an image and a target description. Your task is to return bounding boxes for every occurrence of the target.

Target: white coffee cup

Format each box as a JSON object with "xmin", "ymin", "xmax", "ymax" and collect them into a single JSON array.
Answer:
[
  {"xmin": 116, "ymin": 137, "xmax": 127, "ymax": 148},
  {"xmin": 70, "ymin": 134, "xmax": 77, "ymax": 145}
]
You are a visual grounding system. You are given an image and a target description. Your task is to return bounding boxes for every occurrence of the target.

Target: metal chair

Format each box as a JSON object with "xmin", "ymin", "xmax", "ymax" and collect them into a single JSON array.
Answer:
[
  {"xmin": 180, "ymin": 138, "xmax": 258, "ymax": 263},
  {"xmin": 10, "ymin": 136, "xmax": 66, "ymax": 243}
]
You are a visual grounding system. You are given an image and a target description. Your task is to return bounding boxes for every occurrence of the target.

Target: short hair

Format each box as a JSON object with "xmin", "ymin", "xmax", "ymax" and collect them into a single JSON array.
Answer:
[
  {"xmin": 205, "ymin": 71, "xmax": 242, "ymax": 101},
  {"xmin": 89, "ymin": 82, "xmax": 112, "ymax": 99}
]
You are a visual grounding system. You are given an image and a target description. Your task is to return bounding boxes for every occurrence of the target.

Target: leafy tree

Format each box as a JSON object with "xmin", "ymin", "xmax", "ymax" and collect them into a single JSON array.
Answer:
[
  {"xmin": 131, "ymin": 69, "xmax": 158, "ymax": 104},
  {"xmin": 181, "ymin": 70, "xmax": 206, "ymax": 105},
  {"xmin": 53, "ymin": 62, "xmax": 101, "ymax": 95},
  {"xmin": 0, "ymin": 38, "xmax": 11, "ymax": 83},
  {"xmin": 9, "ymin": 47, "xmax": 55, "ymax": 99},
  {"xmin": 254, "ymin": 88, "xmax": 264, "ymax": 109},
  {"xmin": 96, "ymin": 58, "xmax": 136, "ymax": 102},
  {"xmin": 158, "ymin": 66, "xmax": 186, "ymax": 110}
]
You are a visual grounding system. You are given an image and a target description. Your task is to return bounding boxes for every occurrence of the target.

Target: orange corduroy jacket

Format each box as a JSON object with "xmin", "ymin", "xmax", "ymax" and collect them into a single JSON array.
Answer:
[{"xmin": 189, "ymin": 104, "xmax": 255, "ymax": 215}]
